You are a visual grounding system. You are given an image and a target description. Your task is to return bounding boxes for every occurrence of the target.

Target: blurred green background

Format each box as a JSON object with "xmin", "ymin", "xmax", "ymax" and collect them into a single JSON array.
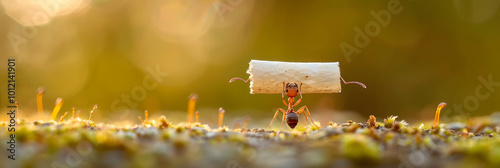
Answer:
[{"xmin": 1, "ymin": 0, "xmax": 499, "ymax": 127}]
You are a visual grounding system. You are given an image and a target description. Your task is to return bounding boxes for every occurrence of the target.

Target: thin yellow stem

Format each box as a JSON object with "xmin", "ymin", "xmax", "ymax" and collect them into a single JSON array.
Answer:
[
  {"xmin": 195, "ymin": 111, "xmax": 199, "ymax": 123},
  {"xmin": 89, "ymin": 105, "xmax": 97, "ymax": 120},
  {"xmin": 51, "ymin": 98, "xmax": 63, "ymax": 121},
  {"xmin": 242, "ymin": 116, "xmax": 250, "ymax": 129},
  {"xmin": 218, "ymin": 108, "xmax": 225, "ymax": 128},
  {"xmin": 433, "ymin": 102, "xmax": 447, "ymax": 128},
  {"xmin": 60, "ymin": 112, "xmax": 68, "ymax": 122},
  {"xmin": 187, "ymin": 93, "xmax": 198, "ymax": 123},
  {"xmin": 36, "ymin": 87, "xmax": 45, "ymax": 118}
]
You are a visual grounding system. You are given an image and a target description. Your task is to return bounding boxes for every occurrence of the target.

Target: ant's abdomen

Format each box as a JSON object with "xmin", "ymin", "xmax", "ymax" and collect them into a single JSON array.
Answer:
[{"xmin": 286, "ymin": 113, "xmax": 299, "ymax": 129}]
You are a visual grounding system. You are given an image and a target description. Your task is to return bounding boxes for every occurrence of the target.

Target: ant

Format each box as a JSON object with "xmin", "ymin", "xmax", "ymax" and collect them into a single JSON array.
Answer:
[
  {"xmin": 268, "ymin": 82, "xmax": 318, "ymax": 130},
  {"xmin": 230, "ymin": 77, "xmax": 366, "ymax": 130}
]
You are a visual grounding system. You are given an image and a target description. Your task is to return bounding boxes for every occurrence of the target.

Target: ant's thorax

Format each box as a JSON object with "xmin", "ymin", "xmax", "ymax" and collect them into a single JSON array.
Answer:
[{"xmin": 287, "ymin": 97, "xmax": 295, "ymax": 111}]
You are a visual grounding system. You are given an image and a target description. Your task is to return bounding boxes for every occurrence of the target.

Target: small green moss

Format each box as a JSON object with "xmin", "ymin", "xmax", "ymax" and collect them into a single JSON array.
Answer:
[
  {"xmin": 488, "ymin": 143, "xmax": 500, "ymax": 166},
  {"xmin": 157, "ymin": 115, "xmax": 172, "ymax": 129},
  {"xmin": 341, "ymin": 134, "xmax": 381, "ymax": 161},
  {"xmin": 176, "ymin": 126, "xmax": 186, "ymax": 133},
  {"xmin": 384, "ymin": 116, "xmax": 398, "ymax": 129},
  {"xmin": 384, "ymin": 132, "xmax": 395, "ymax": 143},
  {"xmin": 306, "ymin": 121, "xmax": 321, "ymax": 131},
  {"xmin": 422, "ymin": 137, "xmax": 436, "ymax": 149},
  {"xmin": 483, "ymin": 127, "xmax": 494, "ymax": 134}
]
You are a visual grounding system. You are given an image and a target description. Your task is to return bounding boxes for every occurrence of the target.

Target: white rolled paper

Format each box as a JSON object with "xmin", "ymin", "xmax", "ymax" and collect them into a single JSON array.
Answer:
[{"xmin": 247, "ymin": 60, "xmax": 341, "ymax": 94}]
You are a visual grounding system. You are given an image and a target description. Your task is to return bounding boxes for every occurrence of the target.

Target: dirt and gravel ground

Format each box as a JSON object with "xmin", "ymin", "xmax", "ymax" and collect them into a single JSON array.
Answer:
[{"xmin": 2, "ymin": 114, "xmax": 500, "ymax": 168}]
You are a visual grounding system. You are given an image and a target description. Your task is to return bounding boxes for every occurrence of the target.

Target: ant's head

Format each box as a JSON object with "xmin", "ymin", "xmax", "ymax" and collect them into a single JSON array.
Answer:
[
  {"xmin": 286, "ymin": 112, "xmax": 299, "ymax": 129},
  {"xmin": 285, "ymin": 83, "xmax": 299, "ymax": 97}
]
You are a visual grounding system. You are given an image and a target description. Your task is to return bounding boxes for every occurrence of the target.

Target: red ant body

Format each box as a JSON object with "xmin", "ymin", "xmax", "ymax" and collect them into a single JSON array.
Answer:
[
  {"xmin": 230, "ymin": 76, "xmax": 366, "ymax": 130},
  {"xmin": 268, "ymin": 82, "xmax": 318, "ymax": 129}
]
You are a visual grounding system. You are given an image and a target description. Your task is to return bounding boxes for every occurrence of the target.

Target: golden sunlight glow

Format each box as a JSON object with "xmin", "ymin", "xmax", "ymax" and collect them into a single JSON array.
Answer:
[{"xmin": 1, "ymin": 0, "xmax": 89, "ymax": 26}]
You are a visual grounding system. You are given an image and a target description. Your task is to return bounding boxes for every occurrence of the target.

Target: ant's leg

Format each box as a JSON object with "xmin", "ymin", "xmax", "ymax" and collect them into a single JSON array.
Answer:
[
  {"xmin": 297, "ymin": 106, "xmax": 319, "ymax": 127},
  {"xmin": 280, "ymin": 110, "xmax": 286, "ymax": 131},
  {"xmin": 268, "ymin": 109, "xmax": 280, "ymax": 129},
  {"xmin": 282, "ymin": 82, "xmax": 288, "ymax": 106},
  {"xmin": 293, "ymin": 83, "xmax": 304, "ymax": 107},
  {"xmin": 296, "ymin": 106, "xmax": 309, "ymax": 124},
  {"xmin": 268, "ymin": 108, "xmax": 286, "ymax": 129}
]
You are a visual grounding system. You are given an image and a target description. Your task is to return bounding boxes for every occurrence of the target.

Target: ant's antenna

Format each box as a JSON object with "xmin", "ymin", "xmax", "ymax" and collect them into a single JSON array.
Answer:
[
  {"xmin": 229, "ymin": 77, "xmax": 250, "ymax": 83},
  {"xmin": 340, "ymin": 77, "xmax": 367, "ymax": 89}
]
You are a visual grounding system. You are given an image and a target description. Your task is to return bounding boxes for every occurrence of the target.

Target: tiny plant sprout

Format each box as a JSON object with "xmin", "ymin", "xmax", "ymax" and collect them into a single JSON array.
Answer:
[
  {"xmin": 36, "ymin": 87, "xmax": 45, "ymax": 117},
  {"xmin": 145, "ymin": 110, "xmax": 149, "ymax": 121},
  {"xmin": 76, "ymin": 110, "xmax": 82, "ymax": 118},
  {"xmin": 368, "ymin": 115, "xmax": 377, "ymax": 128},
  {"xmin": 242, "ymin": 116, "xmax": 250, "ymax": 129},
  {"xmin": 195, "ymin": 111, "xmax": 199, "ymax": 123},
  {"xmin": 433, "ymin": 102, "xmax": 447, "ymax": 128},
  {"xmin": 393, "ymin": 122, "xmax": 401, "ymax": 132},
  {"xmin": 233, "ymin": 119, "xmax": 242, "ymax": 129},
  {"xmin": 60, "ymin": 112, "xmax": 68, "ymax": 122},
  {"xmin": 158, "ymin": 115, "xmax": 171, "ymax": 129},
  {"xmin": 384, "ymin": 116, "xmax": 398, "ymax": 129},
  {"xmin": 89, "ymin": 104, "xmax": 97, "ymax": 120},
  {"xmin": 187, "ymin": 93, "xmax": 198, "ymax": 123},
  {"xmin": 72, "ymin": 107, "xmax": 75, "ymax": 119},
  {"xmin": 218, "ymin": 107, "xmax": 225, "ymax": 128},
  {"xmin": 51, "ymin": 97, "xmax": 63, "ymax": 120},
  {"xmin": 138, "ymin": 116, "xmax": 143, "ymax": 123}
]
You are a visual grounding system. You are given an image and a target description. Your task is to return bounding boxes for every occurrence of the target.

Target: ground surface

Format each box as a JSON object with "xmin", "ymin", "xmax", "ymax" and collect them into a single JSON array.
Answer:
[{"xmin": 1, "ymin": 115, "xmax": 500, "ymax": 168}]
